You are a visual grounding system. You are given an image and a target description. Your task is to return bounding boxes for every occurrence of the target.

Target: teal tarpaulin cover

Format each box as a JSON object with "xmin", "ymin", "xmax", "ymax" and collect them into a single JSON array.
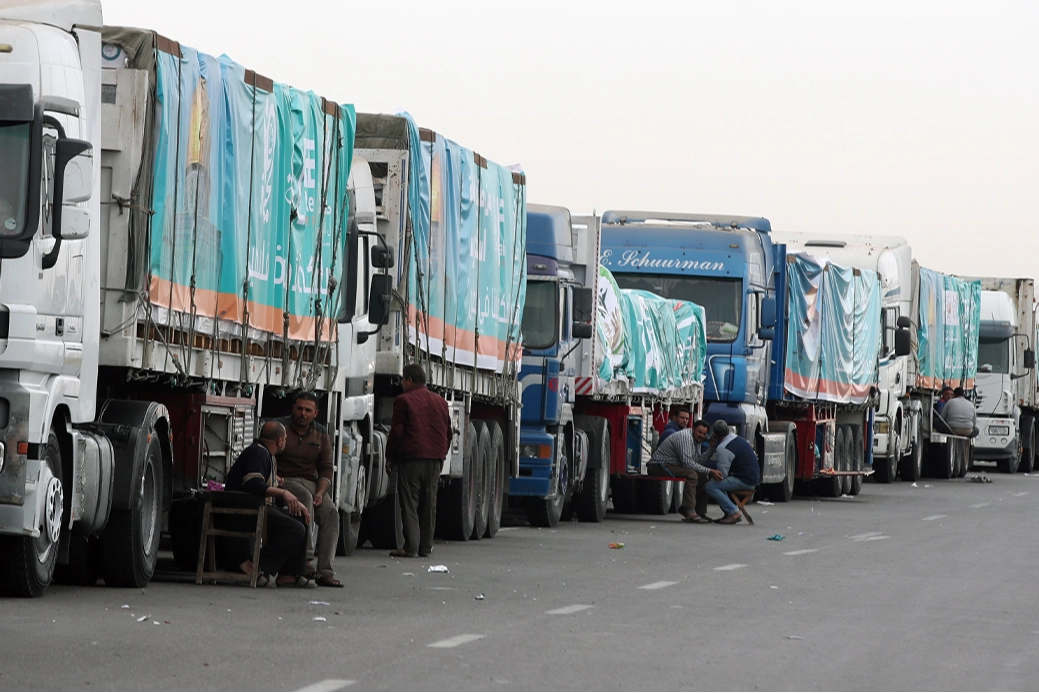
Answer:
[
  {"xmin": 148, "ymin": 42, "xmax": 354, "ymax": 341},
  {"xmin": 401, "ymin": 115, "xmax": 526, "ymax": 373},
  {"xmin": 785, "ymin": 253, "xmax": 881, "ymax": 404},
  {"xmin": 917, "ymin": 269, "xmax": 981, "ymax": 390},
  {"xmin": 595, "ymin": 266, "xmax": 706, "ymax": 394}
]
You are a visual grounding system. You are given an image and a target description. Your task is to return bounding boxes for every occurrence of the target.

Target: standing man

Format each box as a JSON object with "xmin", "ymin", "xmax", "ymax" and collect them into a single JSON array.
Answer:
[
  {"xmin": 648, "ymin": 419, "xmax": 723, "ymax": 523},
  {"xmin": 942, "ymin": 387, "xmax": 978, "ymax": 437},
  {"xmin": 386, "ymin": 363, "xmax": 453, "ymax": 558},
  {"xmin": 658, "ymin": 406, "xmax": 691, "ymax": 446},
  {"xmin": 274, "ymin": 392, "xmax": 341, "ymax": 588},
  {"xmin": 224, "ymin": 421, "xmax": 314, "ymax": 587},
  {"xmin": 705, "ymin": 421, "xmax": 760, "ymax": 525}
]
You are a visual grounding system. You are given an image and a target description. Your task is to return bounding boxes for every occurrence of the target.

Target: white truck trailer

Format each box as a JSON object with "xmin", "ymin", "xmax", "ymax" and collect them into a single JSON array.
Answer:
[
  {"xmin": 959, "ymin": 278, "xmax": 1038, "ymax": 473},
  {"xmin": 0, "ymin": 1, "xmax": 390, "ymax": 596},
  {"xmin": 353, "ymin": 114, "xmax": 527, "ymax": 545},
  {"xmin": 775, "ymin": 232, "xmax": 981, "ymax": 482}
]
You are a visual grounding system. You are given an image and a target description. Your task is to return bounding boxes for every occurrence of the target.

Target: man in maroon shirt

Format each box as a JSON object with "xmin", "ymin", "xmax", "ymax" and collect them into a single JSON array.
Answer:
[{"xmin": 386, "ymin": 363, "xmax": 453, "ymax": 558}]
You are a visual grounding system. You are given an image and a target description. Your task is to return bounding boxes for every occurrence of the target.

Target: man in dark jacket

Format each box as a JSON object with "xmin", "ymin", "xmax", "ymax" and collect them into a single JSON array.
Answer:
[
  {"xmin": 224, "ymin": 421, "xmax": 313, "ymax": 586},
  {"xmin": 386, "ymin": 363, "xmax": 453, "ymax": 558},
  {"xmin": 658, "ymin": 406, "xmax": 691, "ymax": 446},
  {"xmin": 704, "ymin": 421, "xmax": 760, "ymax": 525}
]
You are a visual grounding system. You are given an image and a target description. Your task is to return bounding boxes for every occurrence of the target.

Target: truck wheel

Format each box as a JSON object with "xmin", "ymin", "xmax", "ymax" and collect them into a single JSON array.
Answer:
[
  {"xmin": 470, "ymin": 422, "xmax": 490, "ymax": 540},
  {"xmin": 816, "ymin": 427, "xmax": 843, "ymax": 498},
  {"xmin": 526, "ymin": 449, "xmax": 569, "ymax": 528},
  {"xmin": 575, "ymin": 417, "xmax": 610, "ymax": 522},
  {"xmin": 767, "ymin": 431, "xmax": 797, "ymax": 502},
  {"xmin": 875, "ymin": 424, "xmax": 899, "ymax": 483},
  {"xmin": 849, "ymin": 426, "xmax": 864, "ymax": 496},
  {"xmin": 1020, "ymin": 420, "xmax": 1035, "ymax": 474},
  {"xmin": 933, "ymin": 443, "xmax": 955, "ymax": 479},
  {"xmin": 0, "ymin": 432, "xmax": 64, "ymax": 597},
  {"xmin": 444, "ymin": 422, "xmax": 478, "ymax": 539},
  {"xmin": 337, "ymin": 462, "xmax": 366, "ymax": 556},
  {"xmin": 839, "ymin": 427, "xmax": 853, "ymax": 496},
  {"xmin": 484, "ymin": 422, "xmax": 507, "ymax": 537},
  {"xmin": 900, "ymin": 418, "xmax": 922, "ymax": 482},
  {"xmin": 669, "ymin": 481, "xmax": 684, "ymax": 513},
  {"xmin": 101, "ymin": 435, "xmax": 163, "ymax": 587},
  {"xmin": 637, "ymin": 479, "xmax": 672, "ymax": 515}
]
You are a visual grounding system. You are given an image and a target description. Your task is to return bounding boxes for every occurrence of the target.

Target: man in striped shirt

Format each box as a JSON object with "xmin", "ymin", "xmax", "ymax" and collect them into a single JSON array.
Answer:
[{"xmin": 649, "ymin": 419, "xmax": 723, "ymax": 523}]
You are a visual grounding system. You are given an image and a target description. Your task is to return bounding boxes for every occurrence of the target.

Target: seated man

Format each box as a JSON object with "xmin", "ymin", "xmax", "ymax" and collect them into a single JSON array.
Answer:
[
  {"xmin": 648, "ymin": 419, "xmax": 723, "ymax": 523},
  {"xmin": 704, "ymin": 421, "xmax": 760, "ymax": 525},
  {"xmin": 224, "ymin": 421, "xmax": 314, "ymax": 587},
  {"xmin": 941, "ymin": 387, "xmax": 979, "ymax": 437},
  {"xmin": 658, "ymin": 406, "xmax": 691, "ymax": 446}
]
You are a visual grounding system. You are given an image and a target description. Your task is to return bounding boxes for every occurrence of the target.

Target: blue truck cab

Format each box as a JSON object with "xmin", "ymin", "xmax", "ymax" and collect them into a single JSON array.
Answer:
[
  {"xmin": 598, "ymin": 211, "xmax": 794, "ymax": 497},
  {"xmin": 510, "ymin": 205, "xmax": 595, "ymax": 527}
]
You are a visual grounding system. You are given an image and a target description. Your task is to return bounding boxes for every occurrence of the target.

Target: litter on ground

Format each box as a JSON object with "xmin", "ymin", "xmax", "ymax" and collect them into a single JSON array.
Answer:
[
  {"xmin": 428, "ymin": 565, "xmax": 450, "ymax": 573},
  {"xmin": 767, "ymin": 534, "xmax": 785, "ymax": 541},
  {"xmin": 608, "ymin": 542, "xmax": 625, "ymax": 549}
]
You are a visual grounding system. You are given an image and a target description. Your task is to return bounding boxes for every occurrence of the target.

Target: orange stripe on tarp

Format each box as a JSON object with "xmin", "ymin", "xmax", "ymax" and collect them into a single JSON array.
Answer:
[
  {"xmin": 406, "ymin": 304, "xmax": 519, "ymax": 363},
  {"xmin": 149, "ymin": 276, "xmax": 337, "ymax": 342},
  {"xmin": 785, "ymin": 369, "xmax": 872, "ymax": 401}
]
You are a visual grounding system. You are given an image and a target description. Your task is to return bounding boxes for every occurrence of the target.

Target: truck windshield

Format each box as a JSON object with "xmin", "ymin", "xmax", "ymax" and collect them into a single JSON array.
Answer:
[
  {"xmin": 978, "ymin": 338, "xmax": 1010, "ymax": 374},
  {"xmin": 0, "ymin": 121, "xmax": 31, "ymax": 237},
  {"xmin": 613, "ymin": 273, "xmax": 742, "ymax": 342},
  {"xmin": 521, "ymin": 280, "xmax": 558, "ymax": 350}
]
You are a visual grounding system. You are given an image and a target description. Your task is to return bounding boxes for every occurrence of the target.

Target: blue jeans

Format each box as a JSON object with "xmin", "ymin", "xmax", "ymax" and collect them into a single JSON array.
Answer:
[{"xmin": 705, "ymin": 477, "xmax": 755, "ymax": 516}]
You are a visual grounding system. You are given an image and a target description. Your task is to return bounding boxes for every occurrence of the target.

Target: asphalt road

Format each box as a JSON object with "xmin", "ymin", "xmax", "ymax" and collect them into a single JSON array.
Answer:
[{"xmin": 3, "ymin": 472, "xmax": 1039, "ymax": 692}]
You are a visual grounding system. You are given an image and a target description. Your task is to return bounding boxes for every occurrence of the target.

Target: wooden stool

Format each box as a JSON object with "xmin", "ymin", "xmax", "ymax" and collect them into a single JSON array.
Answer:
[
  {"xmin": 728, "ymin": 489, "xmax": 755, "ymax": 525},
  {"xmin": 195, "ymin": 491, "xmax": 266, "ymax": 587}
]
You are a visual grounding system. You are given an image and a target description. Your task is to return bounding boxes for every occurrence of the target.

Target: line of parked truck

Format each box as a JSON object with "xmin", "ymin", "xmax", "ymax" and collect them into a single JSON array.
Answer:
[{"xmin": 2, "ymin": 1, "xmax": 1035, "ymax": 598}]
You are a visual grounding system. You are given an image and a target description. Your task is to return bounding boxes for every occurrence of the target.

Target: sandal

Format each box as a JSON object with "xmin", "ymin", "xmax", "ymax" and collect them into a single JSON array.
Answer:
[
  {"xmin": 716, "ymin": 513, "xmax": 743, "ymax": 525},
  {"xmin": 682, "ymin": 515, "xmax": 712, "ymax": 524},
  {"xmin": 388, "ymin": 549, "xmax": 417, "ymax": 558},
  {"xmin": 276, "ymin": 575, "xmax": 317, "ymax": 588},
  {"xmin": 315, "ymin": 575, "xmax": 344, "ymax": 588},
  {"xmin": 254, "ymin": 573, "xmax": 271, "ymax": 588}
]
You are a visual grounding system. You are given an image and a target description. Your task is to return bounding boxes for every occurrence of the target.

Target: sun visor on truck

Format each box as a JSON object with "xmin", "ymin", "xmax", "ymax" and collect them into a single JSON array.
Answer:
[{"xmin": 0, "ymin": 84, "xmax": 34, "ymax": 121}]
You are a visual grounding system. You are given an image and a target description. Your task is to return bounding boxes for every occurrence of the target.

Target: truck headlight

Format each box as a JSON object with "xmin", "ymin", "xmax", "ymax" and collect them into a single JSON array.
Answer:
[
  {"xmin": 875, "ymin": 421, "xmax": 890, "ymax": 435},
  {"xmin": 520, "ymin": 444, "xmax": 552, "ymax": 459}
]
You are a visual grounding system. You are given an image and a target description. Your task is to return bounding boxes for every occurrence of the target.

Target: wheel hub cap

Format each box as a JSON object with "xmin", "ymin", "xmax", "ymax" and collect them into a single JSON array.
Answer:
[{"xmin": 44, "ymin": 477, "xmax": 63, "ymax": 545}]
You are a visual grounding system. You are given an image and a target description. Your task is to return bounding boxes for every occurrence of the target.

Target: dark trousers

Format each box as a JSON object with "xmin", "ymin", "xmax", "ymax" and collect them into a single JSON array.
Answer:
[
  {"xmin": 397, "ymin": 459, "xmax": 442, "ymax": 555},
  {"xmin": 222, "ymin": 505, "xmax": 307, "ymax": 577}
]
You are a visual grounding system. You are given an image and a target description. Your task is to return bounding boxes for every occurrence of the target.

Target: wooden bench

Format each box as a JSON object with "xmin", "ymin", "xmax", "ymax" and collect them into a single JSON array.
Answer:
[
  {"xmin": 195, "ymin": 491, "xmax": 266, "ymax": 587},
  {"xmin": 728, "ymin": 489, "xmax": 756, "ymax": 525}
]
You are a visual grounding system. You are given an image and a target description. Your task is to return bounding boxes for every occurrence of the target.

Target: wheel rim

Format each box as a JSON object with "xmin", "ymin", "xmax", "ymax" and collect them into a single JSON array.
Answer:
[
  {"xmin": 355, "ymin": 465, "xmax": 368, "ymax": 514},
  {"xmin": 558, "ymin": 453, "xmax": 569, "ymax": 500},
  {"xmin": 140, "ymin": 453, "xmax": 159, "ymax": 558},
  {"xmin": 41, "ymin": 474, "xmax": 63, "ymax": 554}
]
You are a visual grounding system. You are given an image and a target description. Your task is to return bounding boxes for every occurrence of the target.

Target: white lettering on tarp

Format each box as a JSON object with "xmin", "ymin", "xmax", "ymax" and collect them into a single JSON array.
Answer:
[
  {"xmin": 599, "ymin": 248, "xmax": 726, "ymax": 272},
  {"xmin": 248, "ymin": 242, "xmax": 271, "ymax": 281},
  {"xmin": 285, "ymin": 138, "xmax": 318, "ymax": 225},
  {"xmin": 260, "ymin": 99, "xmax": 277, "ymax": 224}
]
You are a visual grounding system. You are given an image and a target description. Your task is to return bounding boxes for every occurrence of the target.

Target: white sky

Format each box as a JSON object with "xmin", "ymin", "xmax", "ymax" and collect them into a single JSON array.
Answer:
[{"xmin": 101, "ymin": 0, "xmax": 1039, "ymax": 279}]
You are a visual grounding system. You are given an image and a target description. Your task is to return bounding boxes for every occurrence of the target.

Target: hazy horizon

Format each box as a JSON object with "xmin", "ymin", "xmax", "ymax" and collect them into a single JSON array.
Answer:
[{"xmin": 100, "ymin": 0, "xmax": 1039, "ymax": 279}]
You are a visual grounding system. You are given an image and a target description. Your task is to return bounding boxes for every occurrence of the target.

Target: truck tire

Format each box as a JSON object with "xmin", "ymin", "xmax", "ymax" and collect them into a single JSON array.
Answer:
[
  {"xmin": 875, "ymin": 422, "xmax": 899, "ymax": 483},
  {"xmin": 361, "ymin": 496, "xmax": 398, "ymax": 550},
  {"xmin": 0, "ymin": 432, "xmax": 64, "ymax": 597},
  {"xmin": 470, "ymin": 422, "xmax": 490, "ymax": 540},
  {"xmin": 575, "ymin": 417, "xmax": 610, "ymax": 523},
  {"xmin": 899, "ymin": 418, "xmax": 923, "ymax": 482},
  {"xmin": 527, "ymin": 440, "xmax": 569, "ymax": 528},
  {"xmin": 1020, "ymin": 418, "xmax": 1035, "ymax": 474},
  {"xmin": 444, "ymin": 422, "xmax": 479, "ymax": 539},
  {"xmin": 766, "ymin": 429, "xmax": 797, "ymax": 502},
  {"xmin": 816, "ymin": 427, "xmax": 843, "ymax": 498},
  {"xmin": 849, "ymin": 425, "xmax": 864, "ymax": 496},
  {"xmin": 839, "ymin": 427, "xmax": 853, "ymax": 496},
  {"xmin": 637, "ymin": 479, "xmax": 672, "ymax": 515},
  {"xmin": 337, "ymin": 462, "xmax": 367, "ymax": 556},
  {"xmin": 610, "ymin": 477, "xmax": 638, "ymax": 514},
  {"xmin": 484, "ymin": 422, "xmax": 507, "ymax": 537},
  {"xmin": 933, "ymin": 443, "xmax": 955, "ymax": 479},
  {"xmin": 101, "ymin": 435, "xmax": 163, "ymax": 588}
]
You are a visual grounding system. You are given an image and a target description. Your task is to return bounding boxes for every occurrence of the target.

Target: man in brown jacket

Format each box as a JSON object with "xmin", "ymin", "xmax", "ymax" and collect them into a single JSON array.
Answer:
[
  {"xmin": 386, "ymin": 363, "xmax": 453, "ymax": 558},
  {"xmin": 274, "ymin": 392, "xmax": 341, "ymax": 587}
]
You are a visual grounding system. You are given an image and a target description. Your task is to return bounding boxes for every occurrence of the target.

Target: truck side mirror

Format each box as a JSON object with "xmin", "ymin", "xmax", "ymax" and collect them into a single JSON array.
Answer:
[
  {"xmin": 757, "ymin": 327, "xmax": 775, "ymax": 341},
  {"xmin": 42, "ymin": 138, "xmax": 93, "ymax": 269},
  {"xmin": 572, "ymin": 287, "xmax": 594, "ymax": 340},
  {"xmin": 760, "ymin": 296, "xmax": 776, "ymax": 329},
  {"xmin": 1025, "ymin": 349, "xmax": 1035, "ymax": 370},
  {"xmin": 894, "ymin": 328, "xmax": 912, "ymax": 357},
  {"xmin": 371, "ymin": 243, "xmax": 394, "ymax": 269},
  {"xmin": 896, "ymin": 315, "xmax": 912, "ymax": 329},
  {"xmin": 367, "ymin": 274, "xmax": 392, "ymax": 327}
]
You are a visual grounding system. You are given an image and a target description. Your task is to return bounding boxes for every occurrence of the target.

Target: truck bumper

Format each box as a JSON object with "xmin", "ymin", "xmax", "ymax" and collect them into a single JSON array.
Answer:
[
  {"xmin": 872, "ymin": 416, "xmax": 893, "ymax": 458},
  {"xmin": 973, "ymin": 416, "xmax": 1018, "ymax": 461},
  {"xmin": 509, "ymin": 428, "xmax": 554, "ymax": 498}
]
